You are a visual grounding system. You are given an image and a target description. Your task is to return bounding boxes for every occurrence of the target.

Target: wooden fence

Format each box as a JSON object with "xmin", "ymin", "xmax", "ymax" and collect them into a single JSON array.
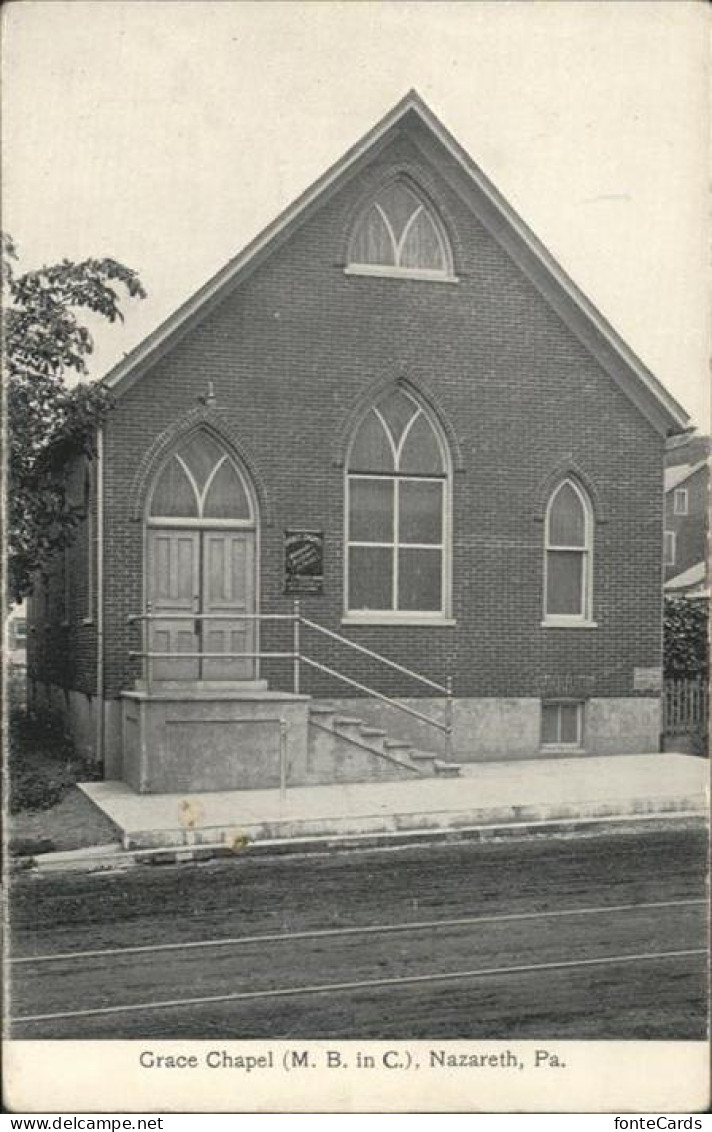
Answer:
[{"xmin": 663, "ymin": 679, "xmax": 709, "ymax": 736}]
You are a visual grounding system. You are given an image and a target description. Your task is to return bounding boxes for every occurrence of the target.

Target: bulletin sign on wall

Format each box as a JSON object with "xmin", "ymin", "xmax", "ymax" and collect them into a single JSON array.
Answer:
[{"xmin": 284, "ymin": 529, "xmax": 324, "ymax": 594}]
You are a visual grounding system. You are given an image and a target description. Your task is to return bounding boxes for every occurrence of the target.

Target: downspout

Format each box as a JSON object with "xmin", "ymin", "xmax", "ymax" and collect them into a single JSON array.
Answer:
[{"xmin": 95, "ymin": 426, "xmax": 105, "ymax": 768}]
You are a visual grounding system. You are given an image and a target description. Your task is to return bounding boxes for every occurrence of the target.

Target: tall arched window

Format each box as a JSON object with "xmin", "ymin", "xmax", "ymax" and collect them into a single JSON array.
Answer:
[
  {"xmin": 346, "ymin": 388, "xmax": 450, "ymax": 620},
  {"xmin": 346, "ymin": 178, "xmax": 454, "ymax": 281},
  {"xmin": 544, "ymin": 479, "xmax": 594, "ymax": 624}
]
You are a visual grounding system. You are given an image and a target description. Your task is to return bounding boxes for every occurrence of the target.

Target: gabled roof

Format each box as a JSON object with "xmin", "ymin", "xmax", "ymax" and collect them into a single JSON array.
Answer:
[
  {"xmin": 104, "ymin": 91, "xmax": 689, "ymax": 436},
  {"xmin": 664, "ymin": 459, "xmax": 709, "ymax": 493}
]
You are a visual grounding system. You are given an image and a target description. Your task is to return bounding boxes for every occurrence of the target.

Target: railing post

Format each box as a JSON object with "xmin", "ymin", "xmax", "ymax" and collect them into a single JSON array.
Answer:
[
  {"xmin": 446, "ymin": 672, "xmax": 453, "ymax": 762},
  {"xmin": 279, "ymin": 720, "xmax": 288, "ymax": 801},
  {"xmin": 293, "ymin": 599, "xmax": 301, "ymax": 694},
  {"xmin": 145, "ymin": 601, "xmax": 152, "ymax": 694}
]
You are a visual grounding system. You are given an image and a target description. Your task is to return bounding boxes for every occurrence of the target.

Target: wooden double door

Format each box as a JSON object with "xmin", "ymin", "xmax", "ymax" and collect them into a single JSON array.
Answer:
[{"xmin": 147, "ymin": 528, "xmax": 256, "ymax": 681}]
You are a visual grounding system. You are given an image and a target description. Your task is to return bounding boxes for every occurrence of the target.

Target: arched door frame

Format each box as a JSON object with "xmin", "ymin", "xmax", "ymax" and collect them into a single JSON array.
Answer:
[{"xmin": 142, "ymin": 427, "xmax": 261, "ymax": 682}]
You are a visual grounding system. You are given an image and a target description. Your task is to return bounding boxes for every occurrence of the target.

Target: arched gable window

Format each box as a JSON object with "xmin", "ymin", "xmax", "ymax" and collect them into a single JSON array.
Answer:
[
  {"xmin": 148, "ymin": 430, "xmax": 253, "ymax": 525},
  {"xmin": 544, "ymin": 479, "xmax": 594, "ymax": 624},
  {"xmin": 346, "ymin": 179, "xmax": 454, "ymax": 281},
  {"xmin": 346, "ymin": 388, "xmax": 451, "ymax": 620}
]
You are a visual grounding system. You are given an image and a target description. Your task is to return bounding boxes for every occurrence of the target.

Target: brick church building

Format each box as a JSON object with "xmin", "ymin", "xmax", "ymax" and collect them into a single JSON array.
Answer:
[{"xmin": 27, "ymin": 92, "xmax": 689, "ymax": 793}]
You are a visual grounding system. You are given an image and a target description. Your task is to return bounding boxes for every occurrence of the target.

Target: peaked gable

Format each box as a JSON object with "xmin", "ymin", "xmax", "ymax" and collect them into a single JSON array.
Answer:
[{"xmin": 104, "ymin": 91, "xmax": 688, "ymax": 436}]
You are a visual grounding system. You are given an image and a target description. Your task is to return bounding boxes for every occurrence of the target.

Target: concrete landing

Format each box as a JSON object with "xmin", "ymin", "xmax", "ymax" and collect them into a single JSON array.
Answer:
[{"xmin": 80, "ymin": 753, "xmax": 709, "ymax": 851}]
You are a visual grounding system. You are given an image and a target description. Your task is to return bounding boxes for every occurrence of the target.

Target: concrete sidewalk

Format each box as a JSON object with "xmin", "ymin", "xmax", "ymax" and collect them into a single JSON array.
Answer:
[{"xmin": 78, "ymin": 752, "xmax": 709, "ymax": 854}]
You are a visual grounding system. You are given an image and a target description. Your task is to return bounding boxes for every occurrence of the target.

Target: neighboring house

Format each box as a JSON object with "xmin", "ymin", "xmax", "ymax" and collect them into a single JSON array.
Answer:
[
  {"xmin": 664, "ymin": 561, "xmax": 708, "ymax": 601},
  {"xmin": 26, "ymin": 92, "xmax": 689, "ymax": 793},
  {"xmin": 663, "ymin": 440, "xmax": 709, "ymax": 595}
]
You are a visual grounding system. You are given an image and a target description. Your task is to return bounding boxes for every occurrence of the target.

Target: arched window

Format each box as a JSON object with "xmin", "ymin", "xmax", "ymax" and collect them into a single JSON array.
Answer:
[
  {"xmin": 346, "ymin": 388, "xmax": 450, "ymax": 619},
  {"xmin": 544, "ymin": 479, "xmax": 594, "ymax": 624},
  {"xmin": 346, "ymin": 179, "xmax": 454, "ymax": 281},
  {"xmin": 148, "ymin": 430, "xmax": 253, "ymax": 524}
]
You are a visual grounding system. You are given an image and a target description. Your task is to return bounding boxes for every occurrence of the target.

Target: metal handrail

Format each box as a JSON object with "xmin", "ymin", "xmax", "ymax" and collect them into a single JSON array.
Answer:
[
  {"xmin": 299, "ymin": 615, "xmax": 449, "ymax": 695},
  {"xmin": 129, "ymin": 651, "xmax": 296, "ymax": 660},
  {"xmin": 127, "ymin": 612, "xmax": 295, "ymax": 623},
  {"xmin": 126, "ymin": 601, "xmax": 453, "ymax": 756},
  {"xmin": 300, "ymin": 655, "xmax": 449, "ymax": 736}
]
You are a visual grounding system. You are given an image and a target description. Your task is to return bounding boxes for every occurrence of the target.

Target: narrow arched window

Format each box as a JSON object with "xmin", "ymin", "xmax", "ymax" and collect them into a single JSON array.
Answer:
[
  {"xmin": 346, "ymin": 179, "xmax": 454, "ymax": 281},
  {"xmin": 346, "ymin": 388, "xmax": 450, "ymax": 619},
  {"xmin": 544, "ymin": 479, "xmax": 594, "ymax": 624}
]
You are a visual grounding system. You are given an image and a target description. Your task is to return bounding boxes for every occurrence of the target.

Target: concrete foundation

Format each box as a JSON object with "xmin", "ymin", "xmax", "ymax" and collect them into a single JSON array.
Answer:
[
  {"xmin": 326, "ymin": 695, "xmax": 662, "ymax": 760},
  {"xmin": 121, "ymin": 684, "xmax": 311, "ymax": 793},
  {"xmin": 27, "ymin": 680, "xmax": 123, "ymax": 773},
  {"xmin": 29, "ymin": 679, "xmax": 664, "ymax": 790}
]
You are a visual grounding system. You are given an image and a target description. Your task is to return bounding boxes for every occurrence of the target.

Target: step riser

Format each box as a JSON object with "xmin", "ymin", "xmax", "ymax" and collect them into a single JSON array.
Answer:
[
  {"xmin": 307, "ymin": 721, "xmax": 417, "ymax": 784},
  {"xmin": 307, "ymin": 706, "xmax": 459, "ymax": 784}
]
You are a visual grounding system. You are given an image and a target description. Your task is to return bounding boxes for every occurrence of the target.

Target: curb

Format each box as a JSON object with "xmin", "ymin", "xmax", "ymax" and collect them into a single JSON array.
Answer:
[{"xmin": 10, "ymin": 809, "xmax": 707, "ymax": 875}]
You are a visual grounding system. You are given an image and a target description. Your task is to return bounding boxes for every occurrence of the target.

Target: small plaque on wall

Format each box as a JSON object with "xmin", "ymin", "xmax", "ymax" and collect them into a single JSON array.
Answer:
[
  {"xmin": 633, "ymin": 666, "xmax": 663, "ymax": 691},
  {"xmin": 285, "ymin": 529, "xmax": 324, "ymax": 594}
]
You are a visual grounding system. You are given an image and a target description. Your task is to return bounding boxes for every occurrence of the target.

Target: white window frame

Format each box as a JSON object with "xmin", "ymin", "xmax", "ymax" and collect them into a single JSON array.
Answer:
[
  {"xmin": 673, "ymin": 488, "xmax": 688, "ymax": 516},
  {"xmin": 663, "ymin": 530, "xmax": 676, "ymax": 566},
  {"xmin": 343, "ymin": 396, "xmax": 453, "ymax": 625},
  {"xmin": 345, "ymin": 179, "xmax": 458, "ymax": 284},
  {"xmin": 147, "ymin": 449, "xmax": 255, "ymax": 528},
  {"xmin": 542, "ymin": 478, "xmax": 596, "ymax": 628},
  {"xmin": 540, "ymin": 700, "xmax": 585, "ymax": 750}
]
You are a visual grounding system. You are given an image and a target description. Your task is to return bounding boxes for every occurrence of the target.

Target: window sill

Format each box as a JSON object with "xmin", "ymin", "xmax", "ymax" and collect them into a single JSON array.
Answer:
[
  {"xmin": 342, "ymin": 615, "xmax": 456, "ymax": 627},
  {"xmin": 541, "ymin": 619, "xmax": 598, "ymax": 630},
  {"xmin": 540, "ymin": 743, "xmax": 584, "ymax": 753},
  {"xmin": 344, "ymin": 265, "xmax": 459, "ymax": 285},
  {"xmin": 82, "ymin": 617, "xmax": 94, "ymax": 626}
]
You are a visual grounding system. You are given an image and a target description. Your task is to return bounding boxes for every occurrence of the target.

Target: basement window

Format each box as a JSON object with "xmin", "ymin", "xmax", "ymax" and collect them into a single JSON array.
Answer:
[{"xmin": 541, "ymin": 701, "xmax": 584, "ymax": 750}]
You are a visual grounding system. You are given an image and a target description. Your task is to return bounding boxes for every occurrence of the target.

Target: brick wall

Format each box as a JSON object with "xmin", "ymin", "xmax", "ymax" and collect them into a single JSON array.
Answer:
[
  {"xmin": 40, "ymin": 131, "xmax": 666, "ymax": 705},
  {"xmin": 27, "ymin": 454, "xmax": 99, "ymax": 696}
]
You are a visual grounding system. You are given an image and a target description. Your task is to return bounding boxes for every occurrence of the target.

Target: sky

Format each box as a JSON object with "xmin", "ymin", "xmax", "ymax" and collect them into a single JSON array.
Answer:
[{"xmin": 3, "ymin": 1, "xmax": 709, "ymax": 428}]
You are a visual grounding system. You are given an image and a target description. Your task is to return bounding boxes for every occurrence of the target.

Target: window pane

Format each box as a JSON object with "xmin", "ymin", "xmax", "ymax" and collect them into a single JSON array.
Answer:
[
  {"xmin": 398, "ymin": 548, "xmax": 441, "ymax": 611},
  {"xmin": 180, "ymin": 431, "xmax": 224, "ymax": 493},
  {"xmin": 203, "ymin": 459, "xmax": 251, "ymax": 519},
  {"xmin": 547, "ymin": 551, "xmax": 583, "ymax": 615},
  {"xmin": 351, "ymin": 205, "xmax": 395, "ymax": 265},
  {"xmin": 541, "ymin": 704, "xmax": 558, "ymax": 745},
  {"xmin": 349, "ymin": 546, "xmax": 393, "ymax": 610},
  {"xmin": 376, "ymin": 389, "xmax": 418, "ymax": 449},
  {"xmin": 399, "ymin": 412, "xmax": 444, "ymax": 474},
  {"xmin": 349, "ymin": 478, "xmax": 394, "ymax": 542},
  {"xmin": 377, "ymin": 182, "xmax": 419, "ymax": 244},
  {"xmin": 560, "ymin": 704, "xmax": 580, "ymax": 745},
  {"xmin": 349, "ymin": 411, "xmax": 394, "ymax": 472},
  {"xmin": 549, "ymin": 482, "xmax": 585, "ymax": 546},
  {"xmin": 400, "ymin": 208, "xmax": 445, "ymax": 271},
  {"xmin": 150, "ymin": 457, "xmax": 198, "ymax": 517},
  {"xmin": 399, "ymin": 480, "xmax": 442, "ymax": 544}
]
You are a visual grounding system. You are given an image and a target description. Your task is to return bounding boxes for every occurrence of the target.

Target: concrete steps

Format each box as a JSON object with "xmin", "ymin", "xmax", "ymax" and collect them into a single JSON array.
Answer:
[{"xmin": 307, "ymin": 703, "xmax": 461, "ymax": 784}]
